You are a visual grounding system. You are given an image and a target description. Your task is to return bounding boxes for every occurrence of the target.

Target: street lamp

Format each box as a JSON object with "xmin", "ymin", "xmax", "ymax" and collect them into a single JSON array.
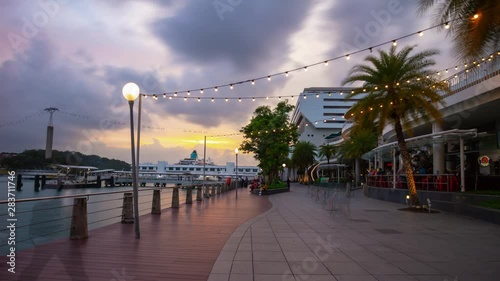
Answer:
[
  {"xmin": 122, "ymin": 82, "xmax": 140, "ymax": 239},
  {"xmin": 235, "ymin": 148, "xmax": 238, "ymax": 199},
  {"xmin": 282, "ymin": 163, "xmax": 286, "ymax": 181}
]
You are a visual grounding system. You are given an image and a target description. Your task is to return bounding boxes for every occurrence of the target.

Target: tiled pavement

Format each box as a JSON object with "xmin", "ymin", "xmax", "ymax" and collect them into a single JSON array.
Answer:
[{"xmin": 208, "ymin": 184, "xmax": 500, "ymax": 281}]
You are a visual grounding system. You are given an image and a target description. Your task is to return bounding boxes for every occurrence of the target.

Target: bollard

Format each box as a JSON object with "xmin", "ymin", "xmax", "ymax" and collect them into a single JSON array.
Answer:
[
  {"xmin": 34, "ymin": 175, "xmax": 40, "ymax": 192},
  {"xmin": 70, "ymin": 197, "xmax": 88, "ymax": 240},
  {"xmin": 196, "ymin": 186, "xmax": 202, "ymax": 201},
  {"xmin": 172, "ymin": 186, "xmax": 180, "ymax": 208},
  {"xmin": 186, "ymin": 186, "xmax": 193, "ymax": 204},
  {"xmin": 96, "ymin": 175, "xmax": 101, "ymax": 188},
  {"xmin": 212, "ymin": 185, "xmax": 216, "ymax": 196},
  {"xmin": 151, "ymin": 189, "xmax": 161, "ymax": 214},
  {"xmin": 111, "ymin": 176, "xmax": 115, "ymax": 187},
  {"xmin": 16, "ymin": 174, "xmax": 23, "ymax": 191},
  {"xmin": 217, "ymin": 184, "xmax": 221, "ymax": 195},
  {"xmin": 121, "ymin": 192, "xmax": 134, "ymax": 223},
  {"xmin": 41, "ymin": 175, "xmax": 46, "ymax": 188}
]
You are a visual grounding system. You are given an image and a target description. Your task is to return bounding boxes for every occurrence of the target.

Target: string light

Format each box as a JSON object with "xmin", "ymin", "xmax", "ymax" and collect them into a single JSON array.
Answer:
[
  {"xmin": 285, "ymin": 72, "xmax": 289, "ymax": 77},
  {"xmin": 444, "ymin": 22, "xmax": 450, "ymax": 29},
  {"xmin": 187, "ymin": 91, "xmax": 191, "ymax": 96},
  {"xmin": 200, "ymin": 89, "xmax": 204, "ymax": 94},
  {"xmin": 392, "ymin": 40, "xmax": 397, "ymax": 46},
  {"xmin": 473, "ymin": 14, "xmax": 479, "ymax": 19},
  {"xmin": 215, "ymin": 87, "xmax": 218, "ymax": 92},
  {"xmin": 251, "ymin": 80, "xmax": 255, "ymax": 85},
  {"xmin": 267, "ymin": 76, "xmax": 271, "ymax": 81},
  {"xmin": 418, "ymin": 31, "xmax": 423, "ymax": 36},
  {"xmin": 230, "ymin": 84, "xmax": 234, "ymax": 90},
  {"xmin": 304, "ymin": 67, "xmax": 308, "ymax": 72},
  {"xmin": 346, "ymin": 54, "xmax": 350, "ymax": 60},
  {"xmin": 324, "ymin": 61, "xmax": 328, "ymax": 66}
]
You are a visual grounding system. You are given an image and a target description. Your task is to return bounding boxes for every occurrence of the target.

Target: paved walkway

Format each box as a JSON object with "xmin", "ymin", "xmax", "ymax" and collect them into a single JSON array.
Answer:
[{"xmin": 208, "ymin": 184, "xmax": 500, "ymax": 281}]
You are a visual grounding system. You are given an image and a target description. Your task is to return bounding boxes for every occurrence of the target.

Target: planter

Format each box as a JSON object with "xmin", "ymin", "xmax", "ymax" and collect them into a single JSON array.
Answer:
[{"xmin": 250, "ymin": 187, "xmax": 290, "ymax": 195}]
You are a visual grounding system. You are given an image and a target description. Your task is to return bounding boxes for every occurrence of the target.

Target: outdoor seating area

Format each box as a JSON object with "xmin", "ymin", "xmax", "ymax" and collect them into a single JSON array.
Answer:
[{"xmin": 367, "ymin": 174, "xmax": 460, "ymax": 192}]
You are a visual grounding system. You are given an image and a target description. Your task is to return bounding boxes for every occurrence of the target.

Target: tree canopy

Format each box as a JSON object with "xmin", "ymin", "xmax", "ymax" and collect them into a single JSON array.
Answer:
[
  {"xmin": 318, "ymin": 144, "xmax": 336, "ymax": 164},
  {"xmin": 291, "ymin": 141, "xmax": 317, "ymax": 183},
  {"xmin": 239, "ymin": 101, "xmax": 298, "ymax": 181}
]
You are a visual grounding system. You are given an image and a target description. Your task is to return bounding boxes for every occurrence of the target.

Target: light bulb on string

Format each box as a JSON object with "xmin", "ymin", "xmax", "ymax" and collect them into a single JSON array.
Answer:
[
  {"xmin": 211, "ymin": 98, "xmax": 214, "ymax": 102},
  {"xmin": 252, "ymin": 97, "xmax": 255, "ymax": 102},
  {"xmin": 238, "ymin": 98, "xmax": 241, "ymax": 102},
  {"xmin": 267, "ymin": 76, "xmax": 271, "ymax": 81},
  {"xmin": 184, "ymin": 97, "xmax": 187, "ymax": 101},
  {"xmin": 174, "ymin": 92, "xmax": 178, "ymax": 97},
  {"xmin": 444, "ymin": 22, "xmax": 450, "ymax": 29},
  {"xmin": 304, "ymin": 67, "xmax": 308, "ymax": 72},
  {"xmin": 285, "ymin": 72, "xmax": 289, "ymax": 77},
  {"xmin": 197, "ymin": 98, "xmax": 200, "ymax": 102},
  {"xmin": 392, "ymin": 40, "xmax": 397, "ymax": 46},
  {"xmin": 163, "ymin": 93, "xmax": 166, "ymax": 98},
  {"xmin": 230, "ymin": 84, "xmax": 233, "ymax": 90},
  {"xmin": 225, "ymin": 98, "xmax": 228, "ymax": 102},
  {"xmin": 251, "ymin": 80, "xmax": 255, "ymax": 85},
  {"xmin": 316, "ymin": 94, "xmax": 319, "ymax": 98},
  {"xmin": 418, "ymin": 31, "xmax": 423, "ymax": 36},
  {"xmin": 346, "ymin": 54, "xmax": 350, "ymax": 60},
  {"xmin": 169, "ymin": 96, "xmax": 172, "ymax": 100},
  {"xmin": 215, "ymin": 87, "xmax": 218, "ymax": 92},
  {"xmin": 187, "ymin": 91, "xmax": 191, "ymax": 96},
  {"xmin": 303, "ymin": 95, "xmax": 307, "ymax": 99},
  {"xmin": 324, "ymin": 61, "xmax": 328, "ymax": 66},
  {"xmin": 200, "ymin": 89, "xmax": 204, "ymax": 94}
]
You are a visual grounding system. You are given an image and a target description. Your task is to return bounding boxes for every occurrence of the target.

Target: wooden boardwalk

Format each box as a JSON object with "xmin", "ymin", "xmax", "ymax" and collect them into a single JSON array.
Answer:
[{"xmin": 0, "ymin": 189, "xmax": 271, "ymax": 281}]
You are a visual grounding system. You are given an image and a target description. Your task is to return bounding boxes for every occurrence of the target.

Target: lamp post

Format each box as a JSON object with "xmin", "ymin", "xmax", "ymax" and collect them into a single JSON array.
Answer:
[
  {"xmin": 282, "ymin": 163, "xmax": 286, "ymax": 181},
  {"xmin": 122, "ymin": 82, "xmax": 140, "ymax": 239},
  {"xmin": 235, "ymin": 148, "xmax": 238, "ymax": 199}
]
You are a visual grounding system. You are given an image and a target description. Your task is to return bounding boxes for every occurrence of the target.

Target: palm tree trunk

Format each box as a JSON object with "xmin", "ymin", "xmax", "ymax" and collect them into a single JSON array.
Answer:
[
  {"xmin": 394, "ymin": 117, "xmax": 420, "ymax": 206},
  {"xmin": 355, "ymin": 158, "xmax": 360, "ymax": 187}
]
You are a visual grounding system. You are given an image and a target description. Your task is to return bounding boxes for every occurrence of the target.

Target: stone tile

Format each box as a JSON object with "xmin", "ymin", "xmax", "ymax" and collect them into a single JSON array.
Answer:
[
  {"xmin": 234, "ymin": 251, "xmax": 253, "ymax": 261},
  {"xmin": 410, "ymin": 275, "xmax": 455, "ymax": 281},
  {"xmin": 334, "ymin": 275, "xmax": 378, "ymax": 281},
  {"xmin": 253, "ymin": 251, "xmax": 286, "ymax": 262},
  {"xmin": 294, "ymin": 275, "xmax": 337, "ymax": 281},
  {"xmin": 374, "ymin": 275, "xmax": 417, "ymax": 281},
  {"xmin": 252, "ymin": 243, "xmax": 281, "ymax": 252},
  {"xmin": 316, "ymin": 252, "xmax": 352, "ymax": 262},
  {"xmin": 289, "ymin": 261, "xmax": 331, "ymax": 275},
  {"xmin": 283, "ymin": 251, "xmax": 319, "ymax": 262},
  {"xmin": 375, "ymin": 252, "xmax": 417, "ymax": 263},
  {"xmin": 255, "ymin": 274, "xmax": 296, "ymax": 281},
  {"xmin": 222, "ymin": 243, "xmax": 239, "ymax": 251},
  {"xmin": 280, "ymin": 243, "xmax": 312, "ymax": 252},
  {"xmin": 253, "ymin": 237, "xmax": 278, "ymax": 244},
  {"xmin": 357, "ymin": 261, "xmax": 406, "ymax": 275},
  {"xmin": 231, "ymin": 261, "xmax": 253, "ymax": 274},
  {"xmin": 345, "ymin": 252, "xmax": 382, "ymax": 262},
  {"xmin": 253, "ymin": 261, "xmax": 291, "ymax": 275},
  {"xmin": 275, "ymin": 233, "xmax": 299, "ymax": 238},
  {"xmin": 207, "ymin": 273, "xmax": 230, "ymax": 281},
  {"xmin": 392, "ymin": 262, "xmax": 442, "ymax": 275},
  {"xmin": 238, "ymin": 243, "xmax": 252, "ymax": 251},
  {"xmin": 217, "ymin": 251, "xmax": 236, "ymax": 261},
  {"xmin": 278, "ymin": 237, "xmax": 307, "ymax": 245},
  {"xmin": 212, "ymin": 261, "xmax": 233, "ymax": 274},
  {"xmin": 229, "ymin": 274, "xmax": 253, "ymax": 281},
  {"xmin": 323, "ymin": 262, "xmax": 369, "ymax": 275}
]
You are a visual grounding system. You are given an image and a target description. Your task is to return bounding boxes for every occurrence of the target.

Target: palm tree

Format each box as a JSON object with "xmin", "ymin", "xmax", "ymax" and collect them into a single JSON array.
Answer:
[
  {"xmin": 291, "ymin": 141, "xmax": 317, "ymax": 184},
  {"xmin": 342, "ymin": 45, "xmax": 449, "ymax": 206},
  {"xmin": 418, "ymin": 0, "xmax": 500, "ymax": 60},
  {"xmin": 318, "ymin": 144, "xmax": 336, "ymax": 164},
  {"xmin": 339, "ymin": 127, "xmax": 377, "ymax": 187}
]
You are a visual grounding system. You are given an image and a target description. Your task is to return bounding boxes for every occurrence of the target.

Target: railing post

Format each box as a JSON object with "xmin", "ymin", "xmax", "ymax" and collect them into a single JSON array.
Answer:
[
  {"xmin": 151, "ymin": 189, "xmax": 161, "ymax": 214},
  {"xmin": 172, "ymin": 186, "xmax": 180, "ymax": 208},
  {"xmin": 186, "ymin": 186, "xmax": 193, "ymax": 204},
  {"xmin": 196, "ymin": 186, "xmax": 202, "ymax": 201},
  {"xmin": 217, "ymin": 184, "xmax": 221, "ymax": 195},
  {"xmin": 70, "ymin": 197, "xmax": 88, "ymax": 240},
  {"xmin": 121, "ymin": 192, "xmax": 134, "ymax": 223},
  {"xmin": 212, "ymin": 184, "xmax": 216, "ymax": 196}
]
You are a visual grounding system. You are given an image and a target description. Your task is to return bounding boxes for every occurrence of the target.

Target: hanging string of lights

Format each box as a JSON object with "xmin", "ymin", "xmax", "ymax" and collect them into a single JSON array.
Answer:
[
  {"xmin": 139, "ymin": 18, "xmax": 489, "ymax": 99},
  {"xmin": 0, "ymin": 111, "xmax": 47, "ymax": 128},
  {"xmin": 140, "ymin": 50, "xmax": 499, "ymax": 102}
]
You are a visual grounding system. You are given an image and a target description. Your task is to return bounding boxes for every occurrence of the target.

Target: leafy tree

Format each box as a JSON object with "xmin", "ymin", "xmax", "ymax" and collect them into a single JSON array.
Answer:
[
  {"xmin": 291, "ymin": 141, "xmax": 317, "ymax": 183},
  {"xmin": 338, "ymin": 127, "xmax": 378, "ymax": 186},
  {"xmin": 240, "ymin": 101, "xmax": 298, "ymax": 182},
  {"xmin": 418, "ymin": 0, "xmax": 500, "ymax": 60},
  {"xmin": 342, "ymin": 45, "xmax": 449, "ymax": 205}
]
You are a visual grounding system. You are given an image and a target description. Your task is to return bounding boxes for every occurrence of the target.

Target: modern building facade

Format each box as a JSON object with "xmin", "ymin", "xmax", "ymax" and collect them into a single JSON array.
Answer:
[{"xmin": 291, "ymin": 87, "xmax": 359, "ymax": 148}]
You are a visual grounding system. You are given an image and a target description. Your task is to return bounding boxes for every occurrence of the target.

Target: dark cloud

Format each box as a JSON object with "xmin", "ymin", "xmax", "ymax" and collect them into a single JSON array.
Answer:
[{"xmin": 151, "ymin": 0, "xmax": 314, "ymax": 73}]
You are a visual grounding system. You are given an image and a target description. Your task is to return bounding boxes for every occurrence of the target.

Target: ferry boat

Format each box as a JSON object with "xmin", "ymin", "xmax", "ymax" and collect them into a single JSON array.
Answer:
[{"xmin": 139, "ymin": 150, "xmax": 260, "ymax": 179}]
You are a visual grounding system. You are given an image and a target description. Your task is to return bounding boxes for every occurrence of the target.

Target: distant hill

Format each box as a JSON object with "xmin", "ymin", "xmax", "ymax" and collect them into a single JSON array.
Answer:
[{"xmin": 0, "ymin": 149, "xmax": 131, "ymax": 171}]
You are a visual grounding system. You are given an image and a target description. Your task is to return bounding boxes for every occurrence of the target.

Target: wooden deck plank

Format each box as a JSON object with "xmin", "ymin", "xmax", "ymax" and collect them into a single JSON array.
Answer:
[{"xmin": 0, "ymin": 189, "xmax": 271, "ymax": 281}]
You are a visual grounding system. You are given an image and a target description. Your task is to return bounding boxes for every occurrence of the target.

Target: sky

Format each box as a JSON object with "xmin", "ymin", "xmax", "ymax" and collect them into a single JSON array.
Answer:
[{"xmin": 0, "ymin": 0, "xmax": 458, "ymax": 167}]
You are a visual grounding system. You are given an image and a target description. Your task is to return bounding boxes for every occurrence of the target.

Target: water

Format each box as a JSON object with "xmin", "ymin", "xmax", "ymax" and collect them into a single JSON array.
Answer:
[{"xmin": 0, "ymin": 176, "xmax": 183, "ymax": 255}]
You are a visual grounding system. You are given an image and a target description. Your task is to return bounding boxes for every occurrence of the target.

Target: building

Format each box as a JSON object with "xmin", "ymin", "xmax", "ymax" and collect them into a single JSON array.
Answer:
[
  {"xmin": 291, "ymin": 87, "xmax": 360, "ymax": 148},
  {"xmin": 138, "ymin": 161, "xmax": 260, "ymax": 178}
]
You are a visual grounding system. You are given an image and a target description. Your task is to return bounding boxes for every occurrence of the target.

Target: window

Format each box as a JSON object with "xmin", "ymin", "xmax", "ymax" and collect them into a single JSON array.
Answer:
[
  {"xmin": 168, "ymin": 167, "xmax": 173, "ymax": 171},
  {"xmin": 175, "ymin": 167, "xmax": 180, "ymax": 171}
]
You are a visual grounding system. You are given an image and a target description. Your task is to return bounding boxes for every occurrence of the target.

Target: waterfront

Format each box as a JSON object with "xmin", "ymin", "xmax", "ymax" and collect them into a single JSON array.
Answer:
[{"xmin": 0, "ymin": 176, "xmax": 182, "ymax": 255}]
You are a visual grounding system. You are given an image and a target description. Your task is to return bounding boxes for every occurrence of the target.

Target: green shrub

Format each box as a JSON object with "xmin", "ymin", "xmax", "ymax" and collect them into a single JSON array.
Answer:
[{"xmin": 267, "ymin": 181, "xmax": 287, "ymax": 190}]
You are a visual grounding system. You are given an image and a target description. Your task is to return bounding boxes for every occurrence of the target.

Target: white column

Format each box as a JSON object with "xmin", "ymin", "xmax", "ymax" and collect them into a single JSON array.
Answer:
[
  {"xmin": 432, "ymin": 122, "xmax": 445, "ymax": 175},
  {"xmin": 392, "ymin": 148, "xmax": 396, "ymax": 188}
]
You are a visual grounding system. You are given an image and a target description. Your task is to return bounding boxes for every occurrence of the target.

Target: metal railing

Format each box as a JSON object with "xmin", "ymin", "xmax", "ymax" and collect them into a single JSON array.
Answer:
[
  {"xmin": 307, "ymin": 184, "xmax": 352, "ymax": 219},
  {"xmin": 0, "ymin": 182, "xmax": 227, "ymax": 255},
  {"xmin": 366, "ymin": 174, "xmax": 459, "ymax": 192}
]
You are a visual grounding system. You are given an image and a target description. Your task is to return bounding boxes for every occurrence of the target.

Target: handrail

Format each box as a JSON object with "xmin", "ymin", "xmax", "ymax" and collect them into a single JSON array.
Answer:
[{"xmin": 0, "ymin": 182, "xmax": 222, "ymax": 204}]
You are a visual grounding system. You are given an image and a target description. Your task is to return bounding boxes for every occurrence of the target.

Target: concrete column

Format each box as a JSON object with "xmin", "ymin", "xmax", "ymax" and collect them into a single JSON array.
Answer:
[
  {"xmin": 70, "ymin": 197, "xmax": 88, "ymax": 240},
  {"xmin": 45, "ymin": 125, "xmax": 54, "ymax": 159},
  {"xmin": 172, "ymin": 186, "xmax": 180, "ymax": 208},
  {"xmin": 34, "ymin": 175, "xmax": 40, "ymax": 192},
  {"xmin": 186, "ymin": 186, "xmax": 193, "ymax": 204},
  {"xmin": 151, "ymin": 189, "xmax": 161, "ymax": 214},
  {"xmin": 432, "ymin": 122, "xmax": 445, "ymax": 175},
  {"xmin": 212, "ymin": 185, "xmax": 216, "ymax": 196},
  {"xmin": 196, "ymin": 186, "xmax": 202, "ymax": 201},
  {"xmin": 121, "ymin": 192, "xmax": 134, "ymax": 223}
]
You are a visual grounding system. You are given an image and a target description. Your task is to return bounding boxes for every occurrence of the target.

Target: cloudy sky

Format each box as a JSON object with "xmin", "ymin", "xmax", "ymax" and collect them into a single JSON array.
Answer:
[{"xmin": 0, "ymin": 0, "xmax": 457, "ymax": 166}]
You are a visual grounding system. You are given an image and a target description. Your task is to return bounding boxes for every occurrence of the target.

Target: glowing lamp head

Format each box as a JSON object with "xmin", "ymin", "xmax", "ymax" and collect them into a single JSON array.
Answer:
[
  {"xmin": 122, "ymin": 82, "xmax": 140, "ymax": 101},
  {"xmin": 406, "ymin": 195, "xmax": 410, "ymax": 200},
  {"xmin": 282, "ymin": 163, "xmax": 286, "ymax": 168},
  {"xmin": 235, "ymin": 148, "xmax": 239, "ymax": 154}
]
